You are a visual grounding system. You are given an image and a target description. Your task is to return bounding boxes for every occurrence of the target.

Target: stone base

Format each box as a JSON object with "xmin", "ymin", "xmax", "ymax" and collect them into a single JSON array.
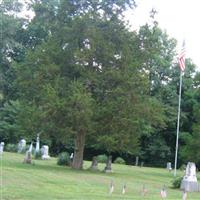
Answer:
[
  {"xmin": 181, "ymin": 180, "xmax": 199, "ymax": 192},
  {"xmin": 42, "ymin": 155, "xmax": 50, "ymax": 160},
  {"xmin": 104, "ymin": 169, "xmax": 113, "ymax": 173}
]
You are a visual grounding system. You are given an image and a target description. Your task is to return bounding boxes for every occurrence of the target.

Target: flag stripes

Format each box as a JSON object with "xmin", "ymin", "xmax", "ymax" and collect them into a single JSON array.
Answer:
[{"xmin": 178, "ymin": 41, "xmax": 186, "ymax": 71}]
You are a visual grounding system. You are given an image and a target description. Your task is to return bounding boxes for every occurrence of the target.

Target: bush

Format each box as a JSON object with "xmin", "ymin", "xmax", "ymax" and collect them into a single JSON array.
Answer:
[
  {"xmin": 179, "ymin": 164, "xmax": 186, "ymax": 171},
  {"xmin": 57, "ymin": 152, "xmax": 70, "ymax": 166},
  {"xmin": 172, "ymin": 176, "xmax": 183, "ymax": 188},
  {"xmin": 5, "ymin": 144, "xmax": 18, "ymax": 152},
  {"xmin": 96, "ymin": 154, "xmax": 108, "ymax": 163},
  {"xmin": 114, "ymin": 157, "xmax": 126, "ymax": 164}
]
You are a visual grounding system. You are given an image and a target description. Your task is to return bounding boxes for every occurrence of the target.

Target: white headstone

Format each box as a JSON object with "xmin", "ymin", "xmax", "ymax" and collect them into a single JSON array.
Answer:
[
  {"xmin": 0, "ymin": 142, "xmax": 5, "ymax": 154},
  {"xmin": 18, "ymin": 139, "xmax": 26, "ymax": 153},
  {"xmin": 180, "ymin": 162, "xmax": 199, "ymax": 192},
  {"xmin": 166, "ymin": 162, "xmax": 172, "ymax": 171},
  {"xmin": 28, "ymin": 143, "xmax": 33, "ymax": 153},
  {"xmin": 35, "ymin": 134, "xmax": 40, "ymax": 153},
  {"xmin": 41, "ymin": 145, "xmax": 50, "ymax": 160}
]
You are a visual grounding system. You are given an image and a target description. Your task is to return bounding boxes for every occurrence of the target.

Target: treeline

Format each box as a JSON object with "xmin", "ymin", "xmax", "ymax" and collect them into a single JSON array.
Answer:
[{"xmin": 1, "ymin": 0, "xmax": 200, "ymax": 169}]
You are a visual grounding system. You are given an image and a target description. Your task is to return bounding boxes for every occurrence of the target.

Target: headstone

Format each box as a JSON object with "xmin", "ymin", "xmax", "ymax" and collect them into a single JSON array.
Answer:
[
  {"xmin": 0, "ymin": 142, "xmax": 5, "ymax": 154},
  {"xmin": 135, "ymin": 156, "xmax": 139, "ymax": 166},
  {"xmin": 70, "ymin": 153, "xmax": 74, "ymax": 162},
  {"xmin": 109, "ymin": 181, "xmax": 114, "ymax": 194},
  {"xmin": 90, "ymin": 156, "xmax": 98, "ymax": 170},
  {"xmin": 23, "ymin": 151, "xmax": 32, "ymax": 164},
  {"xmin": 41, "ymin": 145, "xmax": 50, "ymax": 160},
  {"xmin": 140, "ymin": 161, "xmax": 144, "ymax": 168},
  {"xmin": 104, "ymin": 155, "xmax": 112, "ymax": 173},
  {"xmin": 28, "ymin": 142, "xmax": 33, "ymax": 153},
  {"xmin": 166, "ymin": 162, "xmax": 172, "ymax": 171},
  {"xmin": 18, "ymin": 139, "xmax": 26, "ymax": 153},
  {"xmin": 180, "ymin": 162, "xmax": 199, "ymax": 192},
  {"xmin": 35, "ymin": 134, "xmax": 40, "ymax": 153}
]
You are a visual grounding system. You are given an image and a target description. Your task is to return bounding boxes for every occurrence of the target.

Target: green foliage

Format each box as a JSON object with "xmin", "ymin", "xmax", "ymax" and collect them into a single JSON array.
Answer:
[
  {"xmin": 171, "ymin": 176, "xmax": 183, "ymax": 189},
  {"xmin": 96, "ymin": 154, "xmax": 108, "ymax": 163},
  {"xmin": 5, "ymin": 144, "xmax": 18, "ymax": 152},
  {"xmin": 114, "ymin": 157, "xmax": 126, "ymax": 164},
  {"xmin": 0, "ymin": 100, "xmax": 21, "ymax": 143},
  {"xmin": 34, "ymin": 150, "xmax": 42, "ymax": 159},
  {"xmin": 57, "ymin": 152, "xmax": 71, "ymax": 166}
]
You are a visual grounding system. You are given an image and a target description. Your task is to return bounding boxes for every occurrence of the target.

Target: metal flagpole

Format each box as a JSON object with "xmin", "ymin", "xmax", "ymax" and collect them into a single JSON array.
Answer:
[{"xmin": 174, "ymin": 71, "xmax": 183, "ymax": 177}]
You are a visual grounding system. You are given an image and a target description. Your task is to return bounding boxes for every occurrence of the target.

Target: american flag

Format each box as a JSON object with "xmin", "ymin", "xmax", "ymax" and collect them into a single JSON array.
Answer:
[{"xmin": 178, "ymin": 41, "xmax": 186, "ymax": 71}]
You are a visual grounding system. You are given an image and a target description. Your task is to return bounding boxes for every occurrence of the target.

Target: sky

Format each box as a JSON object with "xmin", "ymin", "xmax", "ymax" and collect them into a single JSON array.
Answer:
[
  {"xmin": 19, "ymin": 0, "xmax": 200, "ymax": 69},
  {"xmin": 125, "ymin": 0, "xmax": 200, "ymax": 69}
]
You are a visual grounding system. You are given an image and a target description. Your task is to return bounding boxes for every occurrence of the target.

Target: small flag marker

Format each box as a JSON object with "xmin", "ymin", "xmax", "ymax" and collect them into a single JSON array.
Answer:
[
  {"xmin": 160, "ymin": 185, "xmax": 167, "ymax": 199},
  {"xmin": 109, "ymin": 181, "xmax": 114, "ymax": 194},
  {"xmin": 122, "ymin": 183, "xmax": 126, "ymax": 194}
]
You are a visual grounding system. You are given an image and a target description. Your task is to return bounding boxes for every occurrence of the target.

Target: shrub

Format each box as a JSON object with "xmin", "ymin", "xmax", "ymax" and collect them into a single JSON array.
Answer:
[
  {"xmin": 172, "ymin": 176, "xmax": 183, "ymax": 188},
  {"xmin": 96, "ymin": 154, "xmax": 108, "ymax": 163},
  {"xmin": 114, "ymin": 157, "xmax": 126, "ymax": 164},
  {"xmin": 179, "ymin": 164, "xmax": 186, "ymax": 171},
  {"xmin": 5, "ymin": 144, "xmax": 18, "ymax": 152},
  {"xmin": 57, "ymin": 152, "xmax": 70, "ymax": 166}
]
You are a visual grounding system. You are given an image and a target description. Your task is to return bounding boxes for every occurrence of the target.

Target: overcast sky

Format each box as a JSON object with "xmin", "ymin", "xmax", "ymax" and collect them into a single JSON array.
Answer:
[{"xmin": 126, "ymin": 0, "xmax": 200, "ymax": 69}]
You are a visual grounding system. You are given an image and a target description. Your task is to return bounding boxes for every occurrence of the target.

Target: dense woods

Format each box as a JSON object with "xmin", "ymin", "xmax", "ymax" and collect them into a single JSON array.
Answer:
[{"xmin": 1, "ymin": 0, "xmax": 200, "ymax": 169}]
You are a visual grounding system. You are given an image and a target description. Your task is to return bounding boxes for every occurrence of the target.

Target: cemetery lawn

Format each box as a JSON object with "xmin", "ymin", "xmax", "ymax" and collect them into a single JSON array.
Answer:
[{"xmin": 1, "ymin": 152, "xmax": 200, "ymax": 200}]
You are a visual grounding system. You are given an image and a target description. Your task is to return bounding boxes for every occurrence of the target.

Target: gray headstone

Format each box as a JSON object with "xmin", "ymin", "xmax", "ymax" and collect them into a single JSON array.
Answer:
[
  {"xmin": 23, "ymin": 151, "xmax": 32, "ymax": 164},
  {"xmin": 18, "ymin": 139, "xmax": 26, "ymax": 153},
  {"xmin": 180, "ymin": 162, "xmax": 199, "ymax": 192},
  {"xmin": 104, "ymin": 155, "xmax": 112, "ymax": 173},
  {"xmin": 90, "ymin": 156, "xmax": 98, "ymax": 170},
  {"xmin": 135, "ymin": 156, "xmax": 139, "ymax": 166}
]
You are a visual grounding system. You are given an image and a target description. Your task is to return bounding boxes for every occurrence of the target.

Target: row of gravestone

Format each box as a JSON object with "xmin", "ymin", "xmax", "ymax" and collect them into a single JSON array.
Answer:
[
  {"xmin": 18, "ymin": 138, "xmax": 51, "ymax": 160},
  {"xmin": 1, "ymin": 140, "xmax": 200, "ymax": 192}
]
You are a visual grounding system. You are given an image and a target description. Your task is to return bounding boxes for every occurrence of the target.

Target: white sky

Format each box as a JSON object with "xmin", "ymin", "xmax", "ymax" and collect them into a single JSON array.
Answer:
[
  {"xmin": 19, "ymin": 0, "xmax": 200, "ymax": 69},
  {"xmin": 126, "ymin": 0, "xmax": 200, "ymax": 69}
]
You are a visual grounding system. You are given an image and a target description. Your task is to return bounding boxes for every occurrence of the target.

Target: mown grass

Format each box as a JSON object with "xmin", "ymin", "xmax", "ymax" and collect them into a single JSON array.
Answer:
[{"xmin": 0, "ymin": 152, "xmax": 200, "ymax": 199}]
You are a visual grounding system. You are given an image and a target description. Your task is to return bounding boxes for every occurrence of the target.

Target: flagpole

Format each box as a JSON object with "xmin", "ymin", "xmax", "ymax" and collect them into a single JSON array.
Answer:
[{"xmin": 174, "ymin": 71, "xmax": 183, "ymax": 177}]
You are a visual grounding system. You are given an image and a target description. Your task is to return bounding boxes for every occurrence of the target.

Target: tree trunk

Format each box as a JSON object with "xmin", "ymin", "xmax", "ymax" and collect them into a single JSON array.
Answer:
[{"xmin": 72, "ymin": 129, "xmax": 85, "ymax": 169}]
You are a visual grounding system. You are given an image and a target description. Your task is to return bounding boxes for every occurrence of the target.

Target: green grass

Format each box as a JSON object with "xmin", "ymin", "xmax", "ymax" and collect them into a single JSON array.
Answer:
[{"xmin": 0, "ymin": 152, "xmax": 200, "ymax": 199}]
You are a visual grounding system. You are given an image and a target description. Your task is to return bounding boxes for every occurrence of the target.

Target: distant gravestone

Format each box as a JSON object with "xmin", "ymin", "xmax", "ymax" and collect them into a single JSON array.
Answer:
[
  {"xmin": 28, "ymin": 142, "xmax": 33, "ymax": 154},
  {"xmin": 18, "ymin": 139, "xmax": 26, "ymax": 153},
  {"xmin": 23, "ymin": 151, "xmax": 32, "ymax": 164},
  {"xmin": 180, "ymin": 162, "xmax": 199, "ymax": 192},
  {"xmin": 135, "ymin": 156, "xmax": 139, "ymax": 166},
  {"xmin": 70, "ymin": 153, "xmax": 74, "ymax": 163},
  {"xmin": 0, "ymin": 142, "xmax": 5, "ymax": 154},
  {"xmin": 35, "ymin": 134, "xmax": 40, "ymax": 154},
  {"xmin": 41, "ymin": 145, "xmax": 50, "ymax": 160},
  {"xmin": 166, "ymin": 162, "xmax": 172, "ymax": 171},
  {"xmin": 90, "ymin": 156, "xmax": 98, "ymax": 171},
  {"xmin": 140, "ymin": 161, "xmax": 144, "ymax": 168},
  {"xmin": 104, "ymin": 155, "xmax": 112, "ymax": 173}
]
